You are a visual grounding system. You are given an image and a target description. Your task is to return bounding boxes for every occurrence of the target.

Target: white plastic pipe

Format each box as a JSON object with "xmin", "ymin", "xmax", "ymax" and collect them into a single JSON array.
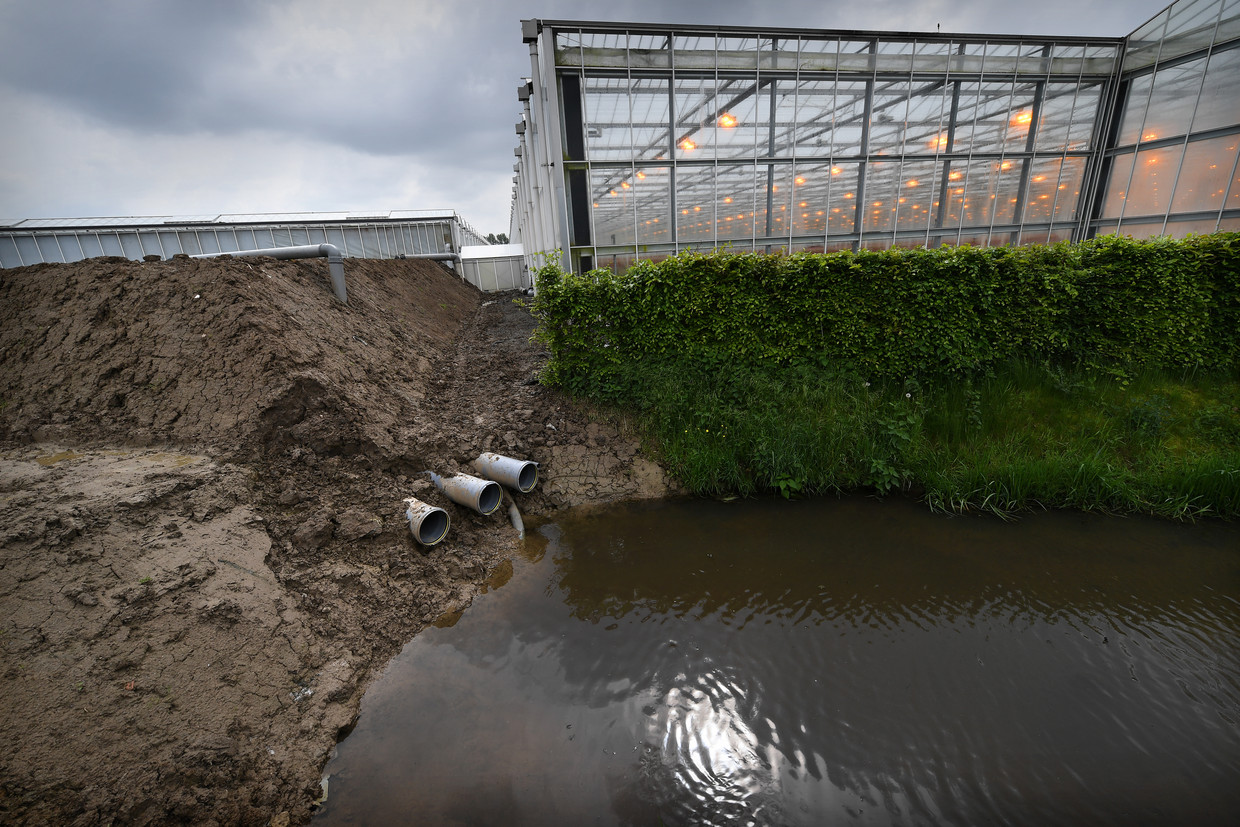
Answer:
[
  {"xmin": 474, "ymin": 453, "xmax": 539, "ymax": 493},
  {"xmin": 427, "ymin": 471, "xmax": 503, "ymax": 516},
  {"xmin": 403, "ymin": 497, "xmax": 450, "ymax": 546}
]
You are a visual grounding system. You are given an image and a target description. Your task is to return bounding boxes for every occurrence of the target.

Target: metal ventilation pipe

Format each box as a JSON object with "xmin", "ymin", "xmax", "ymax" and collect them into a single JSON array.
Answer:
[{"xmin": 192, "ymin": 243, "xmax": 347, "ymax": 304}]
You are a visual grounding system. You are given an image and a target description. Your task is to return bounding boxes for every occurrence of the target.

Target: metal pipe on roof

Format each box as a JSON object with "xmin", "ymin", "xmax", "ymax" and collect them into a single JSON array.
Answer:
[{"xmin": 192, "ymin": 243, "xmax": 347, "ymax": 304}]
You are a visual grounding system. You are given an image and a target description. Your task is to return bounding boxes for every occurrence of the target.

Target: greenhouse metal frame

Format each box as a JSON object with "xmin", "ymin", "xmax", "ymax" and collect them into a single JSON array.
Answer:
[{"xmin": 511, "ymin": 0, "xmax": 1240, "ymax": 273}]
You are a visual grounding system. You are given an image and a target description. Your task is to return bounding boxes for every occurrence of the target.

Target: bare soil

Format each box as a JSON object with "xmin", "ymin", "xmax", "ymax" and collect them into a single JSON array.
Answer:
[{"xmin": 0, "ymin": 255, "xmax": 673, "ymax": 825}]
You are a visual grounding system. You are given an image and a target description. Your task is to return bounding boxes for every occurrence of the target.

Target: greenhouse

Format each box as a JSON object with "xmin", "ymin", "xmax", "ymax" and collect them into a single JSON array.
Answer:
[{"xmin": 511, "ymin": 0, "xmax": 1240, "ymax": 273}]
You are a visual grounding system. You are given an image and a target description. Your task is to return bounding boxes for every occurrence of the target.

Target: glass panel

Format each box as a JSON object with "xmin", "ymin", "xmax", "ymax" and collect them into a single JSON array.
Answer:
[
  {"xmin": 760, "ymin": 36, "xmax": 799, "ymax": 72},
  {"xmin": 787, "ymin": 163, "xmax": 829, "ymax": 239},
  {"xmin": 827, "ymin": 164, "xmax": 860, "ymax": 236},
  {"xmin": 836, "ymin": 40, "xmax": 875, "ymax": 74},
  {"xmin": 904, "ymin": 81, "xmax": 951, "ymax": 157},
  {"xmin": 757, "ymin": 164, "xmax": 794, "ymax": 242},
  {"xmin": 1171, "ymin": 135, "xmax": 1240, "ymax": 213},
  {"xmin": 1192, "ymin": 45, "xmax": 1240, "ymax": 133},
  {"xmin": 983, "ymin": 43, "xmax": 1022, "ymax": 75},
  {"xmin": 1165, "ymin": 217, "xmax": 1224, "ymax": 236},
  {"xmin": 769, "ymin": 82, "xmax": 799, "ymax": 160},
  {"xmin": 675, "ymin": 165, "xmax": 715, "ymax": 245},
  {"xmin": 673, "ymin": 76, "xmax": 720, "ymax": 160},
  {"xmin": 628, "ymin": 33, "xmax": 670, "ymax": 69},
  {"xmin": 591, "ymin": 168, "xmax": 636, "ymax": 246},
  {"xmin": 869, "ymin": 80, "xmax": 913, "ymax": 156},
  {"xmin": 912, "ymin": 40, "xmax": 952, "ymax": 74},
  {"xmin": 1023, "ymin": 156, "xmax": 1087, "ymax": 224},
  {"xmin": 798, "ymin": 38, "xmax": 840, "ymax": 73},
  {"xmin": 1004, "ymin": 83, "xmax": 1040, "ymax": 150},
  {"xmin": 949, "ymin": 42, "xmax": 987, "ymax": 75},
  {"xmin": 828, "ymin": 77, "xmax": 868, "ymax": 156},
  {"xmin": 952, "ymin": 233, "xmax": 994, "ymax": 247},
  {"xmin": 1036, "ymin": 84, "xmax": 1102, "ymax": 152},
  {"xmin": 1228, "ymin": 145, "xmax": 1240, "ymax": 211},
  {"xmin": 594, "ymin": 250, "xmax": 637, "ymax": 274},
  {"xmin": 716, "ymin": 36, "xmax": 758, "ymax": 70},
  {"xmin": 1159, "ymin": 0, "xmax": 1224, "ymax": 64},
  {"xmin": 1065, "ymin": 85, "xmax": 1102, "ymax": 151},
  {"xmin": 672, "ymin": 35, "xmax": 717, "ymax": 71},
  {"xmin": 1126, "ymin": 144, "xmax": 1185, "ymax": 218},
  {"xmin": 716, "ymin": 164, "xmax": 758, "ymax": 242},
  {"xmin": 630, "ymin": 78, "xmax": 671, "ymax": 162},
  {"xmin": 713, "ymin": 78, "xmax": 763, "ymax": 160},
  {"xmin": 584, "ymin": 77, "xmax": 633, "ymax": 162},
  {"xmin": 874, "ymin": 39, "xmax": 916, "ymax": 74},
  {"xmin": 792, "ymin": 79, "xmax": 838, "ymax": 158},
  {"xmin": 1116, "ymin": 73, "xmax": 1153, "ymax": 147},
  {"xmin": 862, "ymin": 159, "xmax": 901, "ymax": 237},
  {"xmin": 1218, "ymin": 217, "xmax": 1240, "ymax": 231},
  {"xmin": 576, "ymin": 32, "xmax": 631, "ymax": 68},
  {"xmin": 1140, "ymin": 57, "xmax": 1208, "ymax": 143},
  {"xmin": 1015, "ymin": 41, "xmax": 1052, "ymax": 75},
  {"xmin": 1101, "ymin": 152, "xmax": 1137, "ymax": 218},
  {"xmin": 633, "ymin": 166, "xmax": 670, "ymax": 246},
  {"xmin": 939, "ymin": 159, "xmax": 1022, "ymax": 229},
  {"xmin": 954, "ymin": 81, "xmax": 1016, "ymax": 154},
  {"xmin": 1125, "ymin": 8, "xmax": 1169, "ymax": 72},
  {"xmin": 894, "ymin": 161, "xmax": 939, "ymax": 234},
  {"xmin": 1116, "ymin": 219, "xmax": 1167, "ymax": 238},
  {"xmin": 1018, "ymin": 227, "xmax": 1053, "ymax": 245},
  {"xmin": 556, "ymin": 30, "xmax": 585, "ymax": 66},
  {"xmin": 1217, "ymin": 0, "xmax": 1240, "ymax": 44}
]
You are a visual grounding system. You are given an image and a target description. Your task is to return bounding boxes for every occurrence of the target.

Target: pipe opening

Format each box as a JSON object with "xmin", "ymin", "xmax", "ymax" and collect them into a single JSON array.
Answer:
[
  {"xmin": 478, "ymin": 482, "xmax": 503, "ymax": 516},
  {"xmin": 416, "ymin": 509, "xmax": 450, "ymax": 545},
  {"xmin": 516, "ymin": 463, "xmax": 538, "ymax": 493}
]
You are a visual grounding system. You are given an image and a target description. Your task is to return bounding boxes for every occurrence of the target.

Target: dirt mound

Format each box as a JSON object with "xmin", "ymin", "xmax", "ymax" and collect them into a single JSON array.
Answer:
[
  {"xmin": 0, "ymin": 255, "xmax": 474, "ymax": 459},
  {"xmin": 0, "ymin": 255, "xmax": 672, "ymax": 825}
]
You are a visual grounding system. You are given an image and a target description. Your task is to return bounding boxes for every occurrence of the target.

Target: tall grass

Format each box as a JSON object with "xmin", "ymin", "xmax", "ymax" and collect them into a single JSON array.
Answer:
[{"xmin": 600, "ymin": 358, "xmax": 1240, "ymax": 519}]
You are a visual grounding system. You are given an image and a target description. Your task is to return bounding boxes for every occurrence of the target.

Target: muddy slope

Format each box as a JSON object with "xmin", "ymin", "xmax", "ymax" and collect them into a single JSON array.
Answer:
[{"xmin": 0, "ymin": 256, "xmax": 671, "ymax": 825}]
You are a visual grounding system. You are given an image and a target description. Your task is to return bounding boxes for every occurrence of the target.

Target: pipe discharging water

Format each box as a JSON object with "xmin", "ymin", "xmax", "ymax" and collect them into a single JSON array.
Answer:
[
  {"xmin": 473, "ymin": 452, "xmax": 538, "ymax": 493},
  {"xmin": 427, "ymin": 472, "xmax": 503, "ymax": 516},
  {"xmin": 402, "ymin": 497, "xmax": 449, "ymax": 546}
]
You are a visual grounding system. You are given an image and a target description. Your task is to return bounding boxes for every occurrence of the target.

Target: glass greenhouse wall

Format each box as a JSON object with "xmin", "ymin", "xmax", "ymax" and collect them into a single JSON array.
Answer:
[
  {"xmin": 1095, "ymin": 0, "xmax": 1240, "ymax": 238},
  {"xmin": 511, "ymin": 0, "xmax": 1240, "ymax": 273}
]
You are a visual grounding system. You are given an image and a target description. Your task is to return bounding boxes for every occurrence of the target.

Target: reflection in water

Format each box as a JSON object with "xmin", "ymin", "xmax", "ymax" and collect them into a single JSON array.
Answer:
[{"xmin": 316, "ymin": 497, "xmax": 1240, "ymax": 826}]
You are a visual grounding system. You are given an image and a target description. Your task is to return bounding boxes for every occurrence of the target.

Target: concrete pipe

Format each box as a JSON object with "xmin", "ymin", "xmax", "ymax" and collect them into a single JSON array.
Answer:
[
  {"xmin": 403, "ymin": 497, "xmax": 450, "ymax": 546},
  {"xmin": 474, "ymin": 452, "xmax": 539, "ymax": 493},
  {"xmin": 428, "ymin": 471, "xmax": 503, "ymax": 516}
]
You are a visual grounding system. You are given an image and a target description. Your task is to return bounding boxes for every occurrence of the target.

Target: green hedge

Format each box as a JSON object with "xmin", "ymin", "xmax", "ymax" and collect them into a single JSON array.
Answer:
[{"xmin": 533, "ymin": 233, "xmax": 1240, "ymax": 394}]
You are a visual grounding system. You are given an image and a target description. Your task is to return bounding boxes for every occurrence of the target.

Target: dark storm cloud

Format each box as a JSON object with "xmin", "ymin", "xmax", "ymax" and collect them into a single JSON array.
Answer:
[
  {"xmin": 0, "ymin": 0, "xmax": 1173, "ymax": 231},
  {"xmin": 0, "ymin": 0, "xmax": 256, "ymax": 130}
]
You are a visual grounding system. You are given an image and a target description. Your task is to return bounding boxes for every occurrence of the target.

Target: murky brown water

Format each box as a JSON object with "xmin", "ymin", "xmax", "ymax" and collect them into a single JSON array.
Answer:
[{"xmin": 315, "ymin": 497, "xmax": 1240, "ymax": 826}]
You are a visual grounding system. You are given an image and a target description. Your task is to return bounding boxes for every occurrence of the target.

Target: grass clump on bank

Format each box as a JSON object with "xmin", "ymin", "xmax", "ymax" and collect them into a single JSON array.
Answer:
[
  {"xmin": 531, "ymin": 234, "xmax": 1240, "ymax": 518},
  {"xmin": 608, "ymin": 357, "xmax": 1239, "ymax": 519}
]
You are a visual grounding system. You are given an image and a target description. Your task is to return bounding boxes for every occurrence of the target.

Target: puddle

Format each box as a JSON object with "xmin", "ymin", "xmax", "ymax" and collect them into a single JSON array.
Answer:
[
  {"xmin": 35, "ymin": 450, "xmax": 85, "ymax": 466},
  {"xmin": 315, "ymin": 496, "xmax": 1240, "ymax": 825}
]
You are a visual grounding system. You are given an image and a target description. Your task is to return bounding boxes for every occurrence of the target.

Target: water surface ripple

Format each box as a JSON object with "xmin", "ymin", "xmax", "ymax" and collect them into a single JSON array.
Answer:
[{"xmin": 316, "ymin": 497, "xmax": 1240, "ymax": 826}]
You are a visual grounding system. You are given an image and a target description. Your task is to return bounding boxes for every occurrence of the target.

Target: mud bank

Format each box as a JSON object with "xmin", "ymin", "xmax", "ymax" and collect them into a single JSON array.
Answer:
[{"xmin": 0, "ymin": 255, "xmax": 673, "ymax": 825}]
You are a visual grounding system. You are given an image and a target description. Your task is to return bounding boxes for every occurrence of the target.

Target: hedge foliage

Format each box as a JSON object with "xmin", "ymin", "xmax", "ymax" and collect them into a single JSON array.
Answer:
[{"xmin": 532, "ymin": 233, "xmax": 1240, "ymax": 395}]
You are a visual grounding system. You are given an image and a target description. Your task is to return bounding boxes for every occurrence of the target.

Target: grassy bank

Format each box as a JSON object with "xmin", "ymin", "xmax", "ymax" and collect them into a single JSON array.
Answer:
[
  {"xmin": 531, "ymin": 236, "xmax": 1240, "ymax": 518},
  {"xmin": 599, "ymin": 358, "xmax": 1240, "ymax": 519}
]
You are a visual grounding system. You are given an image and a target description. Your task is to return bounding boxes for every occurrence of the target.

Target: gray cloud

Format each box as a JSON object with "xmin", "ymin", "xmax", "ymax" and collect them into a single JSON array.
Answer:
[{"xmin": 0, "ymin": 0, "xmax": 1173, "ymax": 236}]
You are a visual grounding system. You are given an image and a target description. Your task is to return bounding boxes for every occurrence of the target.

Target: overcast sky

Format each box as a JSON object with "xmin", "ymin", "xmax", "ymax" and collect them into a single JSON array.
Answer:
[{"xmin": 0, "ymin": 0, "xmax": 1171, "ymax": 237}]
